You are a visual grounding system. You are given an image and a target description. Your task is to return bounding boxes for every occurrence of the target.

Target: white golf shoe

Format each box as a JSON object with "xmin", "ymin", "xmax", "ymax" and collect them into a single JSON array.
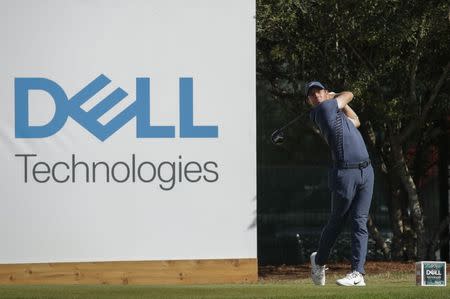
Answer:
[
  {"xmin": 310, "ymin": 252, "xmax": 326, "ymax": 285},
  {"xmin": 336, "ymin": 271, "xmax": 366, "ymax": 286}
]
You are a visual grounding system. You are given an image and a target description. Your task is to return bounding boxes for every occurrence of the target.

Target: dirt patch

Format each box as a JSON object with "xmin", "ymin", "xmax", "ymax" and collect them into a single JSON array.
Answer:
[{"xmin": 259, "ymin": 261, "xmax": 415, "ymax": 280}]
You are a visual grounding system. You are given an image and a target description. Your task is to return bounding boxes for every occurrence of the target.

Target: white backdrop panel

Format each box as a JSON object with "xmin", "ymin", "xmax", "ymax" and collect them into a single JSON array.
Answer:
[{"xmin": 0, "ymin": 0, "xmax": 256, "ymax": 263}]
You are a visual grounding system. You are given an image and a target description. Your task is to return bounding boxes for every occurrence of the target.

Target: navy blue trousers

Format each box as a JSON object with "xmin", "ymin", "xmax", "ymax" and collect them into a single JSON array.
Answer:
[{"xmin": 315, "ymin": 165, "xmax": 374, "ymax": 274}]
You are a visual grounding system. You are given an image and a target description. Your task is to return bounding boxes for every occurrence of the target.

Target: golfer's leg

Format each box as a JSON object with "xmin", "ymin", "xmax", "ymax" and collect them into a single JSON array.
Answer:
[
  {"xmin": 315, "ymin": 191, "xmax": 352, "ymax": 266},
  {"xmin": 350, "ymin": 167, "xmax": 374, "ymax": 274}
]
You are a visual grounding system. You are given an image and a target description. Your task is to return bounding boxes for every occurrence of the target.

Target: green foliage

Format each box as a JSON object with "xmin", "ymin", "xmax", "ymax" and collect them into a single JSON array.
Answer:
[
  {"xmin": 257, "ymin": 0, "xmax": 450, "ymax": 136},
  {"xmin": 257, "ymin": 0, "xmax": 450, "ymax": 260}
]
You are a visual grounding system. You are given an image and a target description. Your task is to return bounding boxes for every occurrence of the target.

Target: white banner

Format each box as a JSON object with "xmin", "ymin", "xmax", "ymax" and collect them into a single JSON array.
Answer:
[{"xmin": 0, "ymin": 0, "xmax": 256, "ymax": 263}]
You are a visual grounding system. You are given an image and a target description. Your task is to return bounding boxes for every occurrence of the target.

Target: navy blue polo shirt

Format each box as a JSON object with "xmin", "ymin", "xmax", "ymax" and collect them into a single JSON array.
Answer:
[{"xmin": 309, "ymin": 98, "xmax": 369, "ymax": 162}]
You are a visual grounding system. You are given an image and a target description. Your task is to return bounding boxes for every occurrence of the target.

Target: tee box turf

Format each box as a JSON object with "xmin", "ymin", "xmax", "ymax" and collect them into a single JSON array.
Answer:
[{"xmin": 416, "ymin": 261, "xmax": 447, "ymax": 286}]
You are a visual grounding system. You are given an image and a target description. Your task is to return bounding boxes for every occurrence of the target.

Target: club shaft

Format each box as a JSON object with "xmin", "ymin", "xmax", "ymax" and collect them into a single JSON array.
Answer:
[{"xmin": 277, "ymin": 113, "xmax": 304, "ymax": 132}]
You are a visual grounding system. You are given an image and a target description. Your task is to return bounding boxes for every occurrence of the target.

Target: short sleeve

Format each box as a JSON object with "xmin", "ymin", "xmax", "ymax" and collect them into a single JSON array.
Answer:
[
  {"xmin": 318, "ymin": 98, "xmax": 338, "ymax": 115},
  {"xmin": 314, "ymin": 98, "xmax": 338, "ymax": 123}
]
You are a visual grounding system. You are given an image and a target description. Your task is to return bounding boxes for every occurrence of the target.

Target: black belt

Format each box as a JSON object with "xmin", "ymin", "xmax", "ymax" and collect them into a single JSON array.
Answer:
[{"xmin": 333, "ymin": 160, "xmax": 371, "ymax": 169}]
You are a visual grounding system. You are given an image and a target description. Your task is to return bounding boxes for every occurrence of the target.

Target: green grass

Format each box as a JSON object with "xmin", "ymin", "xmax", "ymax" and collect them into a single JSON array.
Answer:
[{"xmin": 0, "ymin": 274, "xmax": 448, "ymax": 299}]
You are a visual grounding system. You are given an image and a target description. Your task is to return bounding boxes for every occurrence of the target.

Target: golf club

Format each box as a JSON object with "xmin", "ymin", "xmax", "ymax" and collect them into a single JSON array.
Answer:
[{"xmin": 270, "ymin": 113, "xmax": 305, "ymax": 145}]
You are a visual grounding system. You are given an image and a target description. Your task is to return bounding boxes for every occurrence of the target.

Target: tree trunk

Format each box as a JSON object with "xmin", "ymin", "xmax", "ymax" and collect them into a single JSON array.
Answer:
[
  {"xmin": 367, "ymin": 215, "xmax": 390, "ymax": 258},
  {"xmin": 390, "ymin": 137, "xmax": 427, "ymax": 259},
  {"xmin": 427, "ymin": 216, "xmax": 450, "ymax": 259},
  {"xmin": 386, "ymin": 178, "xmax": 406, "ymax": 259},
  {"xmin": 359, "ymin": 122, "xmax": 404, "ymax": 260}
]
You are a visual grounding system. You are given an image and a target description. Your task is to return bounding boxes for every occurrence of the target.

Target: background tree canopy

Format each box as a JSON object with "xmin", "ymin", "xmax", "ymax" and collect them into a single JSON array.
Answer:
[{"xmin": 257, "ymin": 0, "xmax": 450, "ymax": 260}]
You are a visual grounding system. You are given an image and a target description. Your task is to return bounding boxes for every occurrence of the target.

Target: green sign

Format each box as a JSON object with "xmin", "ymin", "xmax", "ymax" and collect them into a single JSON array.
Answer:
[{"xmin": 423, "ymin": 262, "xmax": 445, "ymax": 286}]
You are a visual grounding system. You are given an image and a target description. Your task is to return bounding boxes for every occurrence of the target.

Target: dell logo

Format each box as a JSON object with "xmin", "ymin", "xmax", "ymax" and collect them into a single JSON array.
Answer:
[{"xmin": 15, "ymin": 75, "xmax": 218, "ymax": 141}]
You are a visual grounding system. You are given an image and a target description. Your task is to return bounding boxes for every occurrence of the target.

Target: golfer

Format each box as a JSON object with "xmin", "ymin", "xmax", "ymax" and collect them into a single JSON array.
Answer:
[{"xmin": 305, "ymin": 81, "xmax": 374, "ymax": 286}]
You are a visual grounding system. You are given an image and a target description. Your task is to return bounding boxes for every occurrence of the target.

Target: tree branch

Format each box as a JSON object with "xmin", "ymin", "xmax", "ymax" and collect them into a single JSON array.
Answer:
[
  {"xmin": 399, "ymin": 61, "xmax": 450, "ymax": 143},
  {"xmin": 368, "ymin": 214, "xmax": 390, "ymax": 258},
  {"xmin": 360, "ymin": 120, "xmax": 388, "ymax": 174},
  {"xmin": 342, "ymin": 37, "xmax": 377, "ymax": 73},
  {"xmin": 409, "ymin": 53, "xmax": 419, "ymax": 105}
]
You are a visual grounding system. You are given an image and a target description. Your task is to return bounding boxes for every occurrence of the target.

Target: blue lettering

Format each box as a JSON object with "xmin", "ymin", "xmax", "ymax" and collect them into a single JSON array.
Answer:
[
  {"xmin": 14, "ymin": 75, "xmax": 218, "ymax": 141},
  {"xmin": 179, "ymin": 78, "xmax": 218, "ymax": 138},
  {"xmin": 15, "ymin": 78, "xmax": 69, "ymax": 138},
  {"xmin": 136, "ymin": 78, "xmax": 175, "ymax": 138}
]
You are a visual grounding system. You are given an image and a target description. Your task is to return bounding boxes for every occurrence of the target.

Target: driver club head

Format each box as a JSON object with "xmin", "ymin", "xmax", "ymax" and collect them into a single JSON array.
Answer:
[{"xmin": 271, "ymin": 130, "xmax": 285, "ymax": 145}]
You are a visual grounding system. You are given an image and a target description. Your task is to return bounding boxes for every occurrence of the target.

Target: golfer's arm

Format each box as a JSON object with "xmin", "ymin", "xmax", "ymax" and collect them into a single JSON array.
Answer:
[
  {"xmin": 342, "ymin": 105, "xmax": 361, "ymax": 128},
  {"xmin": 329, "ymin": 91, "xmax": 359, "ymax": 127},
  {"xmin": 334, "ymin": 91, "xmax": 353, "ymax": 109}
]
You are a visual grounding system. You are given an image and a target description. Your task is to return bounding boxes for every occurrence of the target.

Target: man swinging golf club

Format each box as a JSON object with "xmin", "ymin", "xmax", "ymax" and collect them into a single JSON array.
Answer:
[{"xmin": 305, "ymin": 81, "xmax": 374, "ymax": 286}]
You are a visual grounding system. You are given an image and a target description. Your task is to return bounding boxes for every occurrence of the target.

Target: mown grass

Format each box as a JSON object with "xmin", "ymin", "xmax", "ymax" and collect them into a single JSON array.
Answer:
[{"xmin": 0, "ymin": 273, "xmax": 448, "ymax": 299}]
